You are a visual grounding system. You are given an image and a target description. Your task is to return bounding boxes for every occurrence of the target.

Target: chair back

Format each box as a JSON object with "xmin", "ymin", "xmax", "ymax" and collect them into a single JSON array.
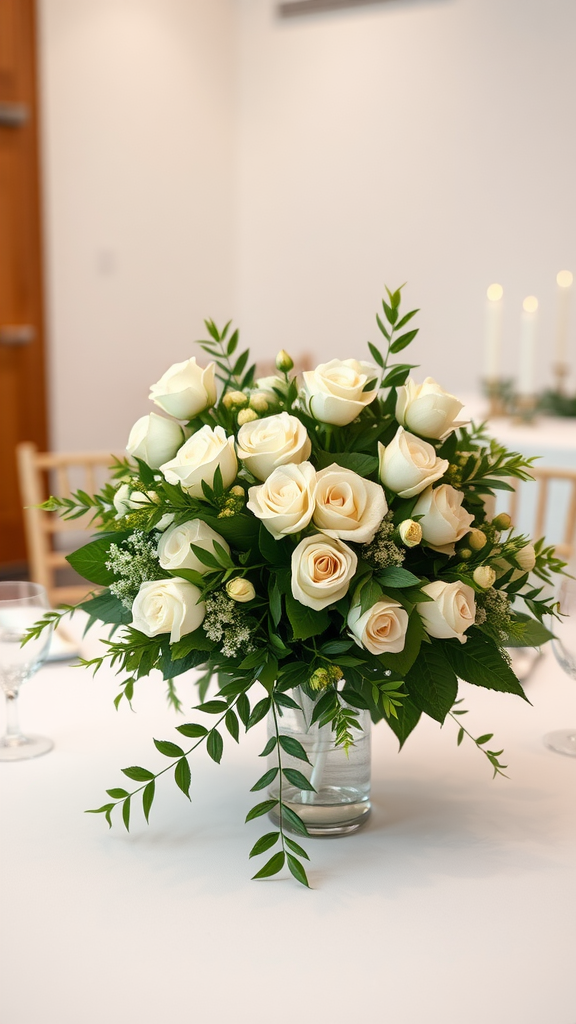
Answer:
[
  {"xmin": 16, "ymin": 442, "xmax": 120, "ymax": 606},
  {"xmin": 504, "ymin": 466, "xmax": 576, "ymax": 561}
]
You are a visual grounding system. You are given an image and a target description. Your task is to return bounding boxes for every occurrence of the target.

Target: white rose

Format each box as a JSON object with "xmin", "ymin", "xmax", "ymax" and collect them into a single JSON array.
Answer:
[
  {"xmin": 516, "ymin": 543, "xmax": 536, "ymax": 572},
  {"xmin": 348, "ymin": 598, "xmax": 409, "ymax": 655},
  {"xmin": 126, "ymin": 412, "xmax": 185, "ymax": 469},
  {"xmin": 395, "ymin": 377, "xmax": 468, "ymax": 440},
  {"xmin": 412, "ymin": 484, "xmax": 474, "ymax": 556},
  {"xmin": 131, "ymin": 578, "xmax": 205, "ymax": 643},
  {"xmin": 160, "ymin": 425, "xmax": 237, "ymax": 498},
  {"xmin": 237, "ymin": 412, "xmax": 312, "ymax": 481},
  {"xmin": 226, "ymin": 578, "xmax": 256, "ymax": 603},
  {"xmin": 312, "ymin": 464, "xmax": 387, "ymax": 543},
  {"xmin": 378, "ymin": 427, "xmax": 449, "ymax": 498},
  {"xmin": 247, "ymin": 462, "xmax": 316, "ymax": 538},
  {"xmin": 300, "ymin": 358, "xmax": 380, "ymax": 426},
  {"xmin": 291, "ymin": 534, "xmax": 358, "ymax": 610},
  {"xmin": 417, "ymin": 580, "xmax": 476, "ymax": 644},
  {"xmin": 255, "ymin": 375, "xmax": 289, "ymax": 401},
  {"xmin": 157, "ymin": 519, "xmax": 230, "ymax": 574},
  {"xmin": 149, "ymin": 357, "xmax": 217, "ymax": 419}
]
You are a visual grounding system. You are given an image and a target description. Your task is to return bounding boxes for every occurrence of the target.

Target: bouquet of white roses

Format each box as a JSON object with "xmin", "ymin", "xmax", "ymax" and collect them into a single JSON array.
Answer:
[{"xmin": 29, "ymin": 286, "xmax": 564, "ymax": 887}]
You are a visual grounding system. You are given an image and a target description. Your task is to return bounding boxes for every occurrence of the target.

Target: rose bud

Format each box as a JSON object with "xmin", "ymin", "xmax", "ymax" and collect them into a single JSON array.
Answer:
[
  {"xmin": 249, "ymin": 392, "xmax": 269, "ymax": 413},
  {"xmin": 276, "ymin": 349, "xmax": 294, "ymax": 372},
  {"xmin": 468, "ymin": 528, "xmax": 488, "ymax": 551},
  {"xmin": 226, "ymin": 578, "xmax": 256, "ymax": 603},
  {"xmin": 237, "ymin": 408, "xmax": 259, "ymax": 425},
  {"xmin": 473, "ymin": 565, "xmax": 496, "ymax": 589},
  {"xmin": 492, "ymin": 512, "xmax": 512, "ymax": 531},
  {"xmin": 398, "ymin": 519, "xmax": 422, "ymax": 547},
  {"xmin": 223, "ymin": 390, "xmax": 249, "ymax": 410}
]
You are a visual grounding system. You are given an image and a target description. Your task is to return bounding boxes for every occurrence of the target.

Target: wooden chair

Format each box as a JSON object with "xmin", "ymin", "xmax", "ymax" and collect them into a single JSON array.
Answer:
[
  {"xmin": 16, "ymin": 442, "xmax": 121, "ymax": 606},
  {"xmin": 503, "ymin": 466, "xmax": 576, "ymax": 561}
]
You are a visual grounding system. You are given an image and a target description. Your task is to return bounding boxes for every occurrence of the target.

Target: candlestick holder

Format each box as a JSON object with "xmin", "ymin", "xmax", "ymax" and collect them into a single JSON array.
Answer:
[
  {"xmin": 481, "ymin": 378, "xmax": 514, "ymax": 418},
  {"xmin": 513, "ymin": 393, "xmax": 538, "ymax": 424},
  {"xmin": 552, "ymin": 361, "xmax": 570, "ymax": 396}
]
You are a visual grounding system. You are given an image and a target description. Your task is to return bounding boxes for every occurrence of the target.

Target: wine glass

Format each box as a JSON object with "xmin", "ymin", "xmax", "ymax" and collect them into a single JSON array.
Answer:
[
  {"xmin": 0, "ymin": 581, "xmax": 53, "ymax": 761},
  {"xmin": 544, "ymin": 574, "xmax": 576, "ymax": 757}
]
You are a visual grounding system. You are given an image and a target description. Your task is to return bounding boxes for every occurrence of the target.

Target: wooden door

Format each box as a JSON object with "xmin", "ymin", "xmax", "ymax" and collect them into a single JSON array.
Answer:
[{"xmin": 0, "ymin": 0, "xmax": 48, "ymax": 569}]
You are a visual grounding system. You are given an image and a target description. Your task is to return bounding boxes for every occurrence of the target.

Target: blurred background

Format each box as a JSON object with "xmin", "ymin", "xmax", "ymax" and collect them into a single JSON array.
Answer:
[{"xmin": 1, "ymin": 0, "xmax": 576, "ymax": 579}]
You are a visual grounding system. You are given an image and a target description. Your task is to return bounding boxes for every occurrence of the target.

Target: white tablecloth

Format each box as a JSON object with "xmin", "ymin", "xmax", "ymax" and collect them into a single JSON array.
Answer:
[{"xmin": 1, "ymin": 616, "xmax": 575, "ymax": 1024}]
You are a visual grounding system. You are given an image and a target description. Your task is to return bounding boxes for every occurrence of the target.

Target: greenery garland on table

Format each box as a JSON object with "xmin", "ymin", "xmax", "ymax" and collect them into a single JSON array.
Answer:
[{"xmin": 26, "ymin": 286, "xmax": 565, "ymax": 887}]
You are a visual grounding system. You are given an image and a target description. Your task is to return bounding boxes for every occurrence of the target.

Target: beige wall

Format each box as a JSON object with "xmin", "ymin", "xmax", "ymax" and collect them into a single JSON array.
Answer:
[
  {"xmin": 38, "ymin": 0, "xmax": 237, "ymax": 452},
  {"xmin": 236, "ymin": 0, "xmax": 576, "ymax": 394},
  {"xmin": 37, "ymin": 0, "xmax": 576, "ymax": 452}
]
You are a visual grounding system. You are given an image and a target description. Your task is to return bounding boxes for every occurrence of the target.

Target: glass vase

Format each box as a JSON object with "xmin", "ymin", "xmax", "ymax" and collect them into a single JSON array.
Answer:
[{"xmin": 268, "ymin": 686, "xmax": 371, "ymax": 836}]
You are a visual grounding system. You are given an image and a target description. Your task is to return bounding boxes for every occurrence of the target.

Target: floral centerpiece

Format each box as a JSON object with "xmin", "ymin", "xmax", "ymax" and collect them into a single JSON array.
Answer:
[{"xmin": 28, "ymin": 287, "xmax": 564, "ymax": 887}]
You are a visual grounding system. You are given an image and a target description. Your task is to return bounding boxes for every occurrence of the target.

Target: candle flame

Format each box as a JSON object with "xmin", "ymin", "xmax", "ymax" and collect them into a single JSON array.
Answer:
[
  {"xmin": 487, "ymin": 283, "xmax": 503, "ymax": 302},
  {"xmin": 557, "ymin": 270, "xmax": 573, "ymax": 288},
  {"xmin": 523, "ymin": 296, "xmax": 538, "ymax": 313}
]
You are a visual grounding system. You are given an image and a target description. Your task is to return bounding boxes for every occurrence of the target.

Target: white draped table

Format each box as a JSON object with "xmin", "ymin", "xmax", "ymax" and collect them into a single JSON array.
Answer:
[{"xmin": 1, "ymin": 616, "xmax": 574, "ymax": 1024}]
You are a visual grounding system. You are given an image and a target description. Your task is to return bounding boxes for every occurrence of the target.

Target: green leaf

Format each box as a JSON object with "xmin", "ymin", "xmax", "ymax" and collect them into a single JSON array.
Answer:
[
  {"xmin": 249, "ymin": 831, "xmax": 280, "ymax": 858},
  {"xmin": 287, "ymin": 854, "xmax": 310, "ymax": 887},
  {"xmin": 382, "ymin": 363, "xmax": 416, "ymax": 388},
  {"xmin": 284, "ymin": 836, "xmax": 310, "ymax": 860},
  {"xmin": 258, "ymin": 523, "xmax": 292, "ymax": 567},
  {"xmin": 457, "ymin": 726, "xmax": 464, "ymax": 746},
  {"xmin": 394, "ymin": 308, "xmax": 419, "ymax": 331},
  {"xmin": 176, "ymin": 723, "xmax": 208, "ymax": 738},
  {"xmin": 280, "ymin": 804, "xmax": 310, "ymax": 837},
  {"xmin": 286, "ymin": 593, "xmax": 330, "ymax": 640},
  {"xmin": 390, "ymin": 329, "xmax": 418, "ymax": 354},
  {"xmin": 207, "ymin": 729, "xmax": 223, "ymax": 763},
  {"xmin": 259, "ymin": 735, "xmax": 277, "ymax": 757},
  {"xmin": 250, "ymin": 767, "xmax": 279, "ymax": 791},
  {"xmin": 273, "ymin": 692, "xmax": 301, "ymax": 710},
  {"xmin": 376, "ymin": 313, "xmax": 390, "ymax": 340},
  {"xmin": 504, "ymin": 614, "xmax": 555, "ymax": 648},
  {"xmin": 383, "ymin": 695, "xmax": 421, "ymax": 747},
  {"xmin": 314, "ymin": 451, "xmax": 379, "ymax": 477},
  {"xmin": 225, "ymin": 708, "xmax": 240, "ymax": 743},
  {"xmin": 377, "ymin": 566, "xmax": 421, "ymax": 588},
  {"xmin": 106, "ymin": 788, "xmax": 129, "ymax": 799},
  {"xmin": 140, "ymin": 780, "xmax": 155, "ymax": 822},
  {"xmin": 251, "ymin": 851, "xmax": 285, "ymax": 879},
  {"xmin": 405, "ymin": 645, "xmax": 458, "ymax": 723},
  {"xmin": 247, "ymin": 696, "xmax": 271, "ymax": 730},
  {"xmin": 245, "ymin": 799, "xmax": 278, "ymax": 822},
  {"xmin": 174, "ymin": 757, "xmax": 191, "ymax": 798},
  {"xmin": 153, "ymin": 739, "xmax": 185, "ymax": 758},
  {"xmin": 283, "ymin": 767, "xmax": 315, "ymax": 792},
  {"xmin": 278, "ymin": 734, "xmax": 312, "ymax": 764},
  {"xmin": 122, "ymin": 796, "xmax": 131, "ymax": 832},
  {"xmin": 367, "ymin": 342, "xmax": 384, "ymax": 368},
  {"xmin": 121, "ymin": 766, "xmax": 155, "ymax": 782},
  {"xmin": 444, "ymin": 633, "xmax": 530, "ymax": 701},
  {"xmin": 80, "ymin": 589, "xmax": 132, "ymax": 625},
  {"xmin": 237, "ymin": 693, "xmax": 250, "ymax": 728},
  {"xmin": 268, "ymin": 579, "xmax": 282, "ymax": 627},
  {"xmin": 475, "ymin": 733, "xmax": 493, "ymax": 746},
  {"xmin": 67, "ymin": 532, "xmax": 130, "ymax": 586},
  {"xmin": 194, "ymin": 700, "xmax": 228, "ymax": 714}
]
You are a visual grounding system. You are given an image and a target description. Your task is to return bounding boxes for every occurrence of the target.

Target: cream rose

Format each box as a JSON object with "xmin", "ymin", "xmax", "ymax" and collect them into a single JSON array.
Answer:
[
  {"xmin": 131, "ymin": 578, "xmax": 205, "ymax": 643},
  {"xmin": 237, "ymin": 412, "xmax": 311, "ymax": 481},
  {"xmin": 412, "ymin": 484, "xmax": 474, "ymax": 556},
  {"xmin": 226, "ymin": 578, "xmax": 256, "ymax": 603},
  {"xmin": 113, "ymin": 484, "xmax": 157, "ymax": 519},
  {"xmin": 395, "ymin": 377, "xmax": 467, "ymax": 440},
  {"xmin": 247, "ymin": 462, "xmax": 316, "ymax": 538},
  {"xmin": 291, "ymin": 534, "xmax": 358, "ymax": 610},
  {"xmin": 160, "ymin": 425, "xmax": 237, "ymax": 498},
  {"xmin": 300, "ymin": 359, "xmax": 380, "ymax": 426},
  {"xmin": 417, "ymin": 580, "xmax": 476, "ymax": 644},
  {"xmin": 149, "ymin": 357, "xmax": 217, "ymax": 420},
  {"xmin": 126, "ymin": 412, "xmax": 184, "ymax": 470},
  {"xmin": 378, "ymin": 427, "xmax": 449, "ymax": 498},
  {"xmin": 157, "ymin": 519, "xmax": 230, "ymax": 574},
  {"xmin": 312, "ymin": 464, "xmax": 387, "ymax": 543},
  {"xmin": 348, "ymin": 598, "xmax": 409, "ymax": 655}
]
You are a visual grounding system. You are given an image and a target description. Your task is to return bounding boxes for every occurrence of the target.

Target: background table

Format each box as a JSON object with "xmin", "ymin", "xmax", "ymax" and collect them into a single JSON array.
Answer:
[{"xmin": 1, "ymin": 616, "xmax": 574, "ymax": 1024}]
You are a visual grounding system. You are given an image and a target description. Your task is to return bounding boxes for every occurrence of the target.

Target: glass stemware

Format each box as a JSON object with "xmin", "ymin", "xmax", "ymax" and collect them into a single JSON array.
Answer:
[
  {"xmin": 544, "ymin": 574, "xmax": 576, "ymax": 757},
  {"xmin": 0, "ymin": 581, "xmax": 53, "ymax": 761}
]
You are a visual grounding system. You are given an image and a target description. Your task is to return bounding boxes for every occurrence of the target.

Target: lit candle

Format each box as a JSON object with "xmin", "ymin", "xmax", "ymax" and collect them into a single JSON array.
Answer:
[
  {"xmin": 518, "ymin": 295, "xmax": 538, "ymax": 396},
  {"xmin": 484, "ymin": 283, "xmax": 503, "ymax": 380},
  {"xmin": 555, "ymin": 269, "xmax": 573, "ymax": 364}
]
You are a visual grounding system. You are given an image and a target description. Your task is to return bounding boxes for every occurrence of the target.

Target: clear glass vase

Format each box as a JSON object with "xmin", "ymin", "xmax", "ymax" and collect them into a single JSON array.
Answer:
[{"xmin": 268, "ymin": 686, "xmax": 371, "ymax": 836}]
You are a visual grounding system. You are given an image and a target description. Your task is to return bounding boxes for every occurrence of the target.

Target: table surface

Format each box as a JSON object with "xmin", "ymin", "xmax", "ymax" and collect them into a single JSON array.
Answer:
[{"xmin": 1, "ymin": 615, "xmax": 575, "ymax": 1024}]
